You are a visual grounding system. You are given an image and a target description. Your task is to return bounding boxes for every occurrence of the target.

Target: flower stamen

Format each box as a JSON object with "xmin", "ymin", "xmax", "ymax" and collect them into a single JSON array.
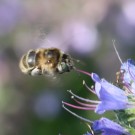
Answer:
[
  {"xmin": 62, "ymin": 101, "xmax": 95, "ymax": 110},
  {"xmin": 62, "ymin": 104, "xmax": 93, "ymax": 124},
  {"xmin": 75, "ymin": 69, "xmax": 91, "ymax": 76},
  {"xmin": 72, "ymin": 97, "xmax": 97, "ymax": 108},
  {"xmin": 112, "ymin": 39, "xmax": 123, "ymax": 64},
  {"xmin": 67, "ymin": 90, "xmax": 99, "ymax": 103},
  {"xmin": 83, "ymin": 80, "xmax": 96, "ymax": 94}
]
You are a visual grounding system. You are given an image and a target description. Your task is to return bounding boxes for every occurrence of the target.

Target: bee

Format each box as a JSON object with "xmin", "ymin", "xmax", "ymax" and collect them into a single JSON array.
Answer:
[{"xmin": 19, "ymin": 48, "xmax": 75, "ymax": 77}]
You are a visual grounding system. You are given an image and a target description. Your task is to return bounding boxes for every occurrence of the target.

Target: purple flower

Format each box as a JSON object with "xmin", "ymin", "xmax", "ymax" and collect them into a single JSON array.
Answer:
[
  {"xmin": 92, "ymin": 117, "xmax": 131, "ymax": 135},
  {"xmin": 91, "ymin": 73, "xmax": 129, "ymax": 114},
  {"xmin": 120, "ymin": 59, "xmax": 135, "ymax": 94},
  {"xmin": 62, "ymin": 105, "xmax": 131, "ymax": 135},
  {"xmin": 63, "ymin": 70, "xmax": 131, "ymax": 114}
]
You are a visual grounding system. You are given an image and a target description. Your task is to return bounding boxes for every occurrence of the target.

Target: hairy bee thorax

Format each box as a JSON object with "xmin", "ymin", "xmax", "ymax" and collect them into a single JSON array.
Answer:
[{"xmin": 19, "ymin": 48, "xmax": 75, "ymax": 77}]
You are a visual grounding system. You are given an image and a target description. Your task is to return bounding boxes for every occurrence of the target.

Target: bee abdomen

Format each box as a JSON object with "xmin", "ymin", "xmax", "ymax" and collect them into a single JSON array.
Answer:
[
  {"xmin": 19, "ymin": 54, "xmax": 31, "ymax": 74},
  {"xmin": 27, "ymin": 50, "xmax": 36, "ymax": 67},
  {"xmin": 19, "ymin": 50, "xmax": 37, "ymax": 75}
]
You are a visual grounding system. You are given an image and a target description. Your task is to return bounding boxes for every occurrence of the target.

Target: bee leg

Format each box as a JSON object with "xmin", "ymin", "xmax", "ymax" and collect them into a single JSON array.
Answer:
[
  {"xmin": 57, "ymin": 62, "xmax": 70, "ymax": 74},
  {"xmin": 31, "ymin": 67, "xmax": 42, "ymax": 76}
]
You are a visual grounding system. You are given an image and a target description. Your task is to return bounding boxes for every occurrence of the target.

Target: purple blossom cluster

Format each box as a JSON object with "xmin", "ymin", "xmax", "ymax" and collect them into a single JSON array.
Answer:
[{"xmin": 62, "ymin": 59, "xmax": 135, "ymax": 135}]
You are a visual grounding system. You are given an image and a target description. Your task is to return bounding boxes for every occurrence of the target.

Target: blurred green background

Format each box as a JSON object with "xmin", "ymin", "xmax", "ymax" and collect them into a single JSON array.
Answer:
[{"xmin": 1, "ymin": 0, "xmax": 135, "ymax": 135}]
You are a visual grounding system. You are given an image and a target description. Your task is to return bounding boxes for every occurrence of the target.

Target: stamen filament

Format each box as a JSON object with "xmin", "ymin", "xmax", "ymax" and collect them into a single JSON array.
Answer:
[
  {"xmin": 75, "ymin": 69, "xmax": 91, "ymax": 76},
  {"xmin": 62, "ymin": 101, "xmax": 95, "ymax": 110},
  {"xmin": 62, "ymin": 104, "xmax": 93, "ymax": 124},
  {"xmin": 72, "ymin": 98, "xmax": 97, "ymax": 108},
  {"xmin": 124, "ymin": 83, "xmax": 134, "ymax": 94},
  {"xmin": 83, "ymin": 80, "xmax": 96, "ymax": 94},
  {"xmin": 67, "ymin": 90, "xmax": 99, "ymax": 103},
  {"xmin": 112, "ymin": 39, "xmax": 123, "ymax": 64}
]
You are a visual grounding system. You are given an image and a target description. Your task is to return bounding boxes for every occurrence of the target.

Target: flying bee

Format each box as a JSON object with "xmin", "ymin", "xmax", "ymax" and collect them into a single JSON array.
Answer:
[{"xmin": 19, "ymin": 48, "xmax": 75, "ymax": 77}]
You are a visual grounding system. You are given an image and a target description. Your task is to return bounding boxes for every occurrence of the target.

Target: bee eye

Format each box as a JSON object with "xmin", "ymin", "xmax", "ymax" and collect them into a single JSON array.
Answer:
[
  {"xmin": 45, "ymin": 50, "xmax": 54, "ymax": 58},
  {"xmin": 62, "ymin": 54, "xmax": 68, "ymax": 59},
  {"xmin": 47, "ymin": 60, "xmax": 51, "ymax": 63}
]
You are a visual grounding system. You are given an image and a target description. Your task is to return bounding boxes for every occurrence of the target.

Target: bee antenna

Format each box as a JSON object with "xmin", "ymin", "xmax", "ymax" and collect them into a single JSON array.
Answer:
[{"xmin": 112, "ymin": 39, "xmax": 123, "ymax": 64}]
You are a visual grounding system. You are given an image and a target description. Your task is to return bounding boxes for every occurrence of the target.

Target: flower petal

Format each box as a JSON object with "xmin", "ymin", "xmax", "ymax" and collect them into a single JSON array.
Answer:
[
  {"xmin": 91, "ymin": 73, "xmax": 101, "ymax": 83},
  {"xmin": 121, "ymin": 59, "xmax": 135, "ymax": 93},
  {"xmin": 92, "ymin": 117, "xmax": 131, "ymax": 135},
  {"xmin": 94, "ymin": 77, "xmax": 128, "ymax": 113}
]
